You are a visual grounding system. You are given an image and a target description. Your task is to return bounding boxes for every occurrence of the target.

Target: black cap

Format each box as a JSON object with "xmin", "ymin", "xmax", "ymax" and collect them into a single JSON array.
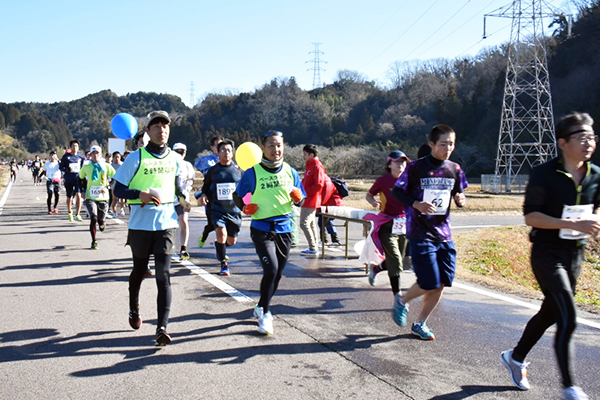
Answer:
[{"xmin": 387, "ymin": 150, "xmax": 409, "ymax": 160}]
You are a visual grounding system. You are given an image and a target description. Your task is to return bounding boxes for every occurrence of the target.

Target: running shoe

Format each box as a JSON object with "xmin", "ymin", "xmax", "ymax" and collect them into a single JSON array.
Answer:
[
  {"xmin": 219, "ymin": 262, "xmax": 230, "ymax": 276},
  {"xmin": 300, "ymin": 248, "xmax": 318, "ymax": 256},
  {"xmin": 113, "ymin": 212, "xmax": 118, "ymax": 219},
  {"xmin": 144, "ymin": 268, "xmax": 153, "ymax": 278},
  {"xmin": 91, "ymin": 241, "xmax": 98, "ymax": 250},
  {"xmin": 500, "ymin": 350, "xmax": 530, "ymax": 390},
  {"xmin": 48, "ymin": 210, "xmax": 53, "ymax": 215},
  {"xmin": 68, "ymin": 213, "xmax": 74, "ymax": 222},
  {"xmin": 258, "ymin": 311, "xmax": 273, "ymax": 334},
  {"xmin": 198, "ymin": 237, "xmax": 206, "ymax": 248},
  {"xmin": 253, "ymin": 305, "xmax": 264, "ymax": 319},
  {"xmin": 75, "ymin": 214, "xmax": 83, "ymax": 222},
  {"xmin": 119, "ymin": 208, "xmax": 126, "ymax": 217},
  {"xmin": 393, "ymin": 294, "xmax": 409, "ymax": 326},
  {"xmin": 54, "ymin": 207, "xmax": 59, "ymax": 214},
  {"xmin": 156, "ymin": 327, "xmax": 172, "ymax": 346},
  {"xmin": 180, "ymin": 250, "xmax": 190, "ymax": 260},
  {"xmin": 411, "ymin": 322, "xmax": 435, "ymax": 340},
  {"xmin": 99, "ymin": 225, "xmax": 105, "ymax": 232},
  {"xmin": 563, "ymin": 386, "xmax": 589, "ymax": 400},
  {"xmin": 129, "ymin": 308, "xmax": 142, "ymax": 330},
  {"xmin": 368, "ymin": 263, "xmax": 381, "ymax": 286}
]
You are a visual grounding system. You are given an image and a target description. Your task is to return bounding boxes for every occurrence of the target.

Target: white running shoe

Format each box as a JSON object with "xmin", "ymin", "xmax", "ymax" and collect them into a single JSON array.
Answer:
[
  {"xmin": 253, "ymin": 305, "xmax": 264, "ymax": 319},
  {"xmin": 119, "ymin": 208, "xmax": 126, "ymax": 217},
  {"xmin": 258, "ymin": 311, "xmax": 273, "ymax": 334},
  {"xmin": 500, "ymin": 350, "xmax": 530, "ymax": 390},
  {"xmin": 563, "ymin": 386, "xmax": 589, "ymax": 400}
]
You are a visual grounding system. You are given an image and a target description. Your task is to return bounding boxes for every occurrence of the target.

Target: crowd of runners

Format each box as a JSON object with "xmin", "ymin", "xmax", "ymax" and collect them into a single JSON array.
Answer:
[{"xmin": 4, "ymin": 109, "xmax": 595, "ymax": 400}]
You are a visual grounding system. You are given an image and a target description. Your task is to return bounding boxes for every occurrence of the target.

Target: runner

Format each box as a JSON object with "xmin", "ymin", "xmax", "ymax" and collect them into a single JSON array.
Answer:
[
  {"xmin": 78, "ymin": 145, "xmax": 116, "ymax": 249},
  {"xmin": 195, "ymin": 135, "xmax": 224, "ymax": 248},
  {"xmin": 235, "ymin": 131, "xmax": 305, "ymax": 334},
  {"xmin": 173, "ymin": 142, "xmax": 196, "ymax": 260},
  {"xmin": 364, "ymin": 150, "xmax": 410, "ymax": 320},
  {"xmin": 31, "ymin": 155, "xmax": 42, "ymax": 185},
  {"xmin": 113, "ymin": 110, "xmax": 191, "ymax": 346},
  {"xmin": 9, "ymin": 158, "xmax": 18, "ymax": 182},
  {"xmin": 110, "ymin": 151, "xmax": 126, "ymax": 218},
  {"xmin": 40, "ymin": 151, "xmax": 61, "ymax": 214},
  {"xmin": 60, "ymin": 139, "xmax": 85, "ymax": 222},
  {"xmin": 299, "ymin": 144, "xmax": 326, "ymax": 256},
  {"xmin": 500, "ymin": 112, "xmax": 598, "ymax": 400},
  {"xmin": 198, "ymin": 139, "xmax": 243, "ymax": 275},
  {"xmin": 391, "ymin": 124, "xmax": 468, "ymax": 340}
]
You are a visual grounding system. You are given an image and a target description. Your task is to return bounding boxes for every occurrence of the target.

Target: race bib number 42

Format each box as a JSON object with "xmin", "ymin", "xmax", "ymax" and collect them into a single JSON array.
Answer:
[
  {"xmin": 216, "ymin": 182, "xmax": 236, "ymax": 201},
  {"xmin": 423, "ymin": 189, "xmax": 451, "ymax": 215}
]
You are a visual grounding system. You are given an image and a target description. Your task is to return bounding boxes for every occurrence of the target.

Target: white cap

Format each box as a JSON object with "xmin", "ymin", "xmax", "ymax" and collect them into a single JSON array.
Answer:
[
  {"xmin": 173, "ymin": 143, "xmax": 187, "ymax": 151},
  {"xmin": 90, "ymin": 145, "xmax": 102, "ymax": 154}
]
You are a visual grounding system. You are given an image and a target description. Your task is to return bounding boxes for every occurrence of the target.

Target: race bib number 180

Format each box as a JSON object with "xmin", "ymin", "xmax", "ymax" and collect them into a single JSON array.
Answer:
[{"xmin": 423, "ymin": 189, "xmax": 451, "ymax": 215}]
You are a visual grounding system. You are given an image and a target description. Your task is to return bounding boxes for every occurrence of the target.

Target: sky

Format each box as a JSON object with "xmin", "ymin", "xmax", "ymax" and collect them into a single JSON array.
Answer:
[{"xmin": 0, "ymin": 0, "xmax": 575, "ymax": 106}]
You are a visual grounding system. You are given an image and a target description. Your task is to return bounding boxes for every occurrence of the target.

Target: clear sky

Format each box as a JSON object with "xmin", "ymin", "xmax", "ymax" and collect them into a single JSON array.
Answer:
[{"xmin": 0, "ymin": 0, "xmax": 573, "ymax": 105}]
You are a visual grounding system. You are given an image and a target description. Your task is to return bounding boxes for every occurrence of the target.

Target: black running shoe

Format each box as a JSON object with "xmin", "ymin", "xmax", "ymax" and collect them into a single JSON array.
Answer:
[
  {"xmin": 129, "ymin": 308, "xmax": 142, "ymax": 330},
  {"xmin": 156, "ymin": 327, "xmax": 172, "ymax": 346}
]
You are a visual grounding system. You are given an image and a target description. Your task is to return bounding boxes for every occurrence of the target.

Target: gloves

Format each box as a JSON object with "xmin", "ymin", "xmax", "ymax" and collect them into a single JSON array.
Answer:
[
  {"xmin": 243, "ymin": 203, "xmax": 259, "ymax": 215},
  {"xmin": 290, "ymin": 188, "xmax": 303, "ymax": 203}
]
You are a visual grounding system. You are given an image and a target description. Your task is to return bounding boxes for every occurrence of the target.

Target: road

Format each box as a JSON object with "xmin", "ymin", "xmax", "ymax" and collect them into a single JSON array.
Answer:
[{"xmin": 1, "ymin": 168, "xmax": 598, "ymax": 400}]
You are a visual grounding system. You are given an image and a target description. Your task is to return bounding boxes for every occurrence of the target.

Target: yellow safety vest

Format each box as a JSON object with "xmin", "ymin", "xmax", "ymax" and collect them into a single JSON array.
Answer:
[
  {"xmin": 127, "ymin": 148, "xmax": 178, "ymax": 205},
  {"xmin": 251, "ymin": 163, "xmax": 294, "ymax": 220}
]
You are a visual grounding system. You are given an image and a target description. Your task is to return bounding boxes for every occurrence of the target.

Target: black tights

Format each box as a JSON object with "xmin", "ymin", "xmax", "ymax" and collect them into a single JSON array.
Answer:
[
  {"xmin": 47, "ymin": 190, "xmax": 59, "ymax": 211},
  {"xmin": 251, "ymin": 228, "xmax": 292, "ymax": 313},
  {"xmin": 129, "ymin": 254, "xmax": 172, "ymax": 329}
]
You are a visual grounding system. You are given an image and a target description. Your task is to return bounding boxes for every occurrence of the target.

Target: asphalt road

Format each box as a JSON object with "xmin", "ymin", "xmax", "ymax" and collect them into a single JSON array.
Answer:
[{"xmin": 1, "ymin": 168, "xmax": 598, "ymax": 400}]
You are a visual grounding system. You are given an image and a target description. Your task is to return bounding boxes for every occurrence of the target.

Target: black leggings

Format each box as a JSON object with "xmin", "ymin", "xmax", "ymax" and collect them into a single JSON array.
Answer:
[
  {"xmin": 129, "ymin": 254, "xmax": 172, "ymax": 329},
  {"xmin": 513, "ymin": 243, "xmax": 582, "ymax": 388},
  {"xmin": 251, "ymin": 227, "xmax": 292, "ymax": 313}
]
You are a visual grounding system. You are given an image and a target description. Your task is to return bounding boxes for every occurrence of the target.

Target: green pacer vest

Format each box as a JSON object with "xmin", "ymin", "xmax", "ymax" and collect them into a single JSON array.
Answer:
[
  {"xmin": 127, "ymin": 148, "xmax": 178, "ymax": 205},
  {"xmin": 251, "ymin": 163, "xmax": 294, "ymax": 220}
]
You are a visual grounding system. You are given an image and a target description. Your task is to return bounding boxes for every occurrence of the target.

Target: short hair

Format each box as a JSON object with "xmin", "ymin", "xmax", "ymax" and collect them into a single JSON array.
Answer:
[
  {"xmin": 112, "ymin": 151, "xmax": 121, "ymax": 157},
  {"xmin": 555, "ymin": 112, "xmax": 594, "ymax": 141},
  {"xmin": 69, "ymin": 139, "xmax": 80, "ymax": 147},
  {"xmin": 303, "ymin": 144, "xmax": 318, "ymax": 156},
  {"xmin": 217, "ymin": 139, "xmax": 235, "ymax": 152},
  {"xmin": 417, "ymin": 143, "xmax": 432, "ymax": 158},
  {"xmin": 429, "ymin": 124, "xmax": 455, "ymax": 144},
  {"xmin": 210, "ymin": 136, "xmax": 225, "ymax": 147}
]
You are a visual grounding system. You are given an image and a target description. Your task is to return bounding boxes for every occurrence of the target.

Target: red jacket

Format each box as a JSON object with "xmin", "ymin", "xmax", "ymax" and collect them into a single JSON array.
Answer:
[
  {"xmin": 302, "ymin": 157, "xmax": 326, "ymax": 208},
  {"xmin": 322, "ymin": 176, "xmax": 344, "ymax": 206}
]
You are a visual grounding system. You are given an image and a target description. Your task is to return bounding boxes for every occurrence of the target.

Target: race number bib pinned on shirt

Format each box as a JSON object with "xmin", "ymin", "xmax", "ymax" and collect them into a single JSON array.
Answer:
[
  {"xmin": 69, "ymin": 162, "xmax": 80, "ymax": 173},
  {"xmin": 216, "ymin": 182, "xmax": 236, "ymax": 201},
  {"xmin": 423, "ymin": 189, "xmax": 451, "ymax": 215},
  {"xmin": 392, "ymin": 216, "xmax": 406, "ymax": 235},
  {"xmin": 559, "ymin": 204, "xmax": 594, "ymax": 240},
  {"xmin": 90, "ymin": 186, "xmax": 104, "ymax": 199}
]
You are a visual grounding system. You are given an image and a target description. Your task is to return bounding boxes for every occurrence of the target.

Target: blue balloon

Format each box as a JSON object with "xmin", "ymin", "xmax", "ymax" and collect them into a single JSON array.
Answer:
[{"xmin": 111, "ymin": 113, "xmax": 138, "ymax": 140}]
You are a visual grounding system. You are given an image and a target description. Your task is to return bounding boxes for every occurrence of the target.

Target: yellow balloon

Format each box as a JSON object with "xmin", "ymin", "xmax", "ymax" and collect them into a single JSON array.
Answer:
[{"xmin": 235, "ymin": 142, "xmax": 262, "ymax": 171}]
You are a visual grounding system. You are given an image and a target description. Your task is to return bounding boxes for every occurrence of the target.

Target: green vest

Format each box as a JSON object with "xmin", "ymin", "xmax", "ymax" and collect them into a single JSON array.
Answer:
[
  {"xmin": 251, "ymin": 163, "xmax": 294, "ymax": 220},
  {"xmin": 127, "ymin": 148, "xmax": 178, "ymax": 205}
]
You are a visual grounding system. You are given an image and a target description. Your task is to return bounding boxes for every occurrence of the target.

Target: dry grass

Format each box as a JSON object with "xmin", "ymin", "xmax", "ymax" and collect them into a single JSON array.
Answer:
[{"xmin": 454, "ymin": 225, "xmax": 600, "ymax": 313}]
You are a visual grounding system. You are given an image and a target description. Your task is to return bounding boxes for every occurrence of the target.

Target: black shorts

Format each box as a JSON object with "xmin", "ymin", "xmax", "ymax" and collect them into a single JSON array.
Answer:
[
  {"xmin": 211, "ymin": 210, "xmax": 242, "ymax": 237},
  {"xmin": 126, "ymin": 228, "xmax": 176, "ymax": 258},
  {"xmin": 64, "ymin": 176, "xmax": 83, "ymax": 197},
  {"xmin": 46, "ymin": 180, "xmax": 61, "ymax": 194},
  {"xmin": 175, "ymin": 204, "xmax": 188, "ymax": 217}
]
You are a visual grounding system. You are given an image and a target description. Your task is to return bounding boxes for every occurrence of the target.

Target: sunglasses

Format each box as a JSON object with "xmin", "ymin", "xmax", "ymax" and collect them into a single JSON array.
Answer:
[{"xmin": 263, "ymin": 131, "xmax": 283, "ymax": 139}]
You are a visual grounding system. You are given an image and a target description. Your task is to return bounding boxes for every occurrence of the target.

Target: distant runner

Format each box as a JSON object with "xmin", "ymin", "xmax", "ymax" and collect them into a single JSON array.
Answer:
[{"xmin": 40, "ymin": 151, "xmax": 61, "ymax": 214}]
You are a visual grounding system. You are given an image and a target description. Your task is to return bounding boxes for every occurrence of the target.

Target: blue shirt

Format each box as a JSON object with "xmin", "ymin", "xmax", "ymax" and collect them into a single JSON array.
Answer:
[
  {"xmin": 194, "ymin": 153, "xmax": 219, "ymax": 176},
  {"xmin": 236, "ymin": 162, "xmax": 305, "ymax": 233},
  {"xmin": 113, "ymin": 149, "xmax": 182, "ymax": 231}
]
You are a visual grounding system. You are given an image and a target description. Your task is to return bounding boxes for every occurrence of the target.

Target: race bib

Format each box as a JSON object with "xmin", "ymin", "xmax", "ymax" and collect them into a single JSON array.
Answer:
[
  {"xmin": 423, "ymin": 189, "xmax": 451, "ymax": 215},
  {"xmin": 559, "ymin": 204, "xmax": 594, "ymax": 240},
  {"xmin": 392, "ymin": 216, "xmax": 406, "ymax": 235},
  {"xmin": 216, "ymin": 182, "xmax": 236, "ymax": 201},
  {"xmin": 148, "ymin": 188, "xmax": 163, "ymax": 201},
  {"xmin": 90, "ymin": 186, "xmax": 104, "ymax": 198},
  {"xmin": 69, "ymin": 162, "xmax": 80, "ymax": 173}
]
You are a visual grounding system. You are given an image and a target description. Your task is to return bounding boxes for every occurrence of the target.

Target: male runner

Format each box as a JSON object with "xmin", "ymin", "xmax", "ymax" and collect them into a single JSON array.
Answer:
[
  {"xmin": 113, "ymin": 110, "xmax": 190, "ymax": 346},
  {"xmin": 198, "ymin": 139, "xmax": 243, "ymax": 275},
  {"xmin": 500, "ymin": 112, "xmax": 598, "ymax": 400},
  {"xmin": 195, "ymin": 135, "xmax": 224, "ymax": 248},
  {"xmin": 79, "ymin": 145, "xmax": 116, "ymax": 249},
  {"xmin": 235, "ymin": 131, "xmax": 305, "ymax": 334},
  {"xmin": 391, "ymin": 124, "xmax": 467, "ymax": 340},
  {"xmin": 60, "ymin": 139, "xmax": 85, "ymax": 222},
  {"xmin": 173, "ymin": 143, "xmax": 196, "ymax": 260},
  {"xmin": 31, "ymin": 155, "xmax": 42, "ymax": 185},
  {"xmin": 41, "ymin": 151, "xmax": 61, "ymax": 214}
]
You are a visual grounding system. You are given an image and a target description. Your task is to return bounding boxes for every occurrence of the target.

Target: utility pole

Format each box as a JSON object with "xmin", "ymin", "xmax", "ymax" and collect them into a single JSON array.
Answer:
[
  {"xmin": 484, "ymin": 1, "xmax": 566, "ymax": 192},
  {"xmin": 306, "ymin": 43, "xmax": 326, "ymax": 89},
  {"xmin": 189, "ymin": 81, "xmax": 195, "ymax": 108}
]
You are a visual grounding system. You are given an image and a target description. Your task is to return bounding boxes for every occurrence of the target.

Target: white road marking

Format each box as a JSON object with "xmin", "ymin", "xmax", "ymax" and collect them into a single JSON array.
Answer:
[
  {"xmin": 453, "ymin": 281, "xmax": 600, "ymax": 330},
  {"xmin": 453, "ymin": 224, "xmax": 501, "ymax": 229},
  {"xmin": 0, "ymin": 179, "xmax": 14, "ymax": 216},
  {"xmin": 175, "ymin": 257, "xmax": 253, "ymax": 303}
]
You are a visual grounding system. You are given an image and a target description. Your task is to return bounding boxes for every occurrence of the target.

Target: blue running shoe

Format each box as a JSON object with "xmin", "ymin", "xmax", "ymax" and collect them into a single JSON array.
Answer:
[
  {"xmin": 392, "ymin": 294, "xmax": 408, "ymax": 326},
  {"xmin": 219, "ymin": 262, "xmax": 230, "ymax": 276},
  {"xmin": 411, "ymin": 322, "xmax": 435, "ymax": 340}
]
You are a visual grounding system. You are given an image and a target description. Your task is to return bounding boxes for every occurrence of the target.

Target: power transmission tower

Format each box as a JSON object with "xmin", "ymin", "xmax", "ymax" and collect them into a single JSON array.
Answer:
[
  {"xmin": 306, "ymin": 43, "xmax": 326, "ymax": 89},
  {"xmin": 484, "ymin": 1, "xmax": 564, "ymax": 192},
  {"xmin": 189, "ymin": 81, "xmax": 195, "ymax": 108}
]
